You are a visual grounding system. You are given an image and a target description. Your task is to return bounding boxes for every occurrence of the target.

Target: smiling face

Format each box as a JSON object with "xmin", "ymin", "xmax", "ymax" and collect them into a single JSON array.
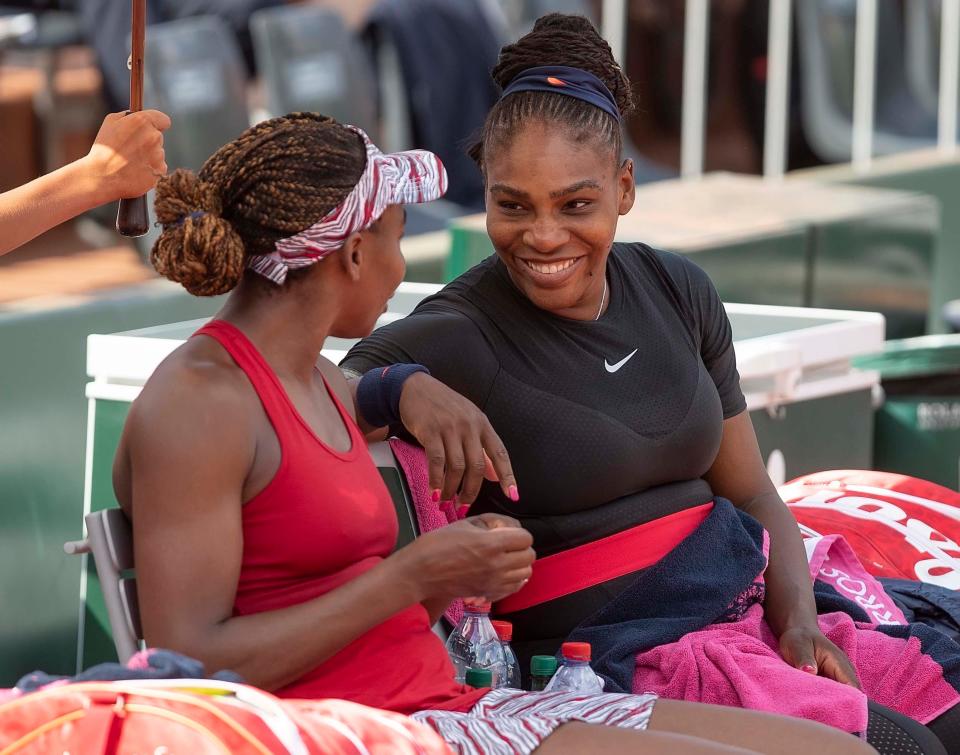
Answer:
[{"xmin": 484, "ymin": 120, "xmax": 635, "ymax": 319}]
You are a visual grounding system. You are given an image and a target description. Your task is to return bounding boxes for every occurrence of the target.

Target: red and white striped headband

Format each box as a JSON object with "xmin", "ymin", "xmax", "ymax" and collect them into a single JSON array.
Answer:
[{"xmin": 248, "ymin": 126, "xmax": 448, "ymax": 285}]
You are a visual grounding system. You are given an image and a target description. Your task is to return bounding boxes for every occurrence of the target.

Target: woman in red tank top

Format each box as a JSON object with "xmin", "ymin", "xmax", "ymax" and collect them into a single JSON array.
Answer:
[{"xmin": 113, "ymin": 114, "xmax": 871, "ymax": 755}]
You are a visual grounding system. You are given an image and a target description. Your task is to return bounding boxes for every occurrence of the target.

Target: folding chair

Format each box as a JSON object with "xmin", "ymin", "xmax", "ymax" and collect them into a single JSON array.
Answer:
[
  {"xmin": 64, "ymin": 508, "xmax": 142, "ymax": 664},
  {"xmin": 65, "ymin": 442, "xmax": 446, "ymax": 663},
  {"xmin": 370, "ymin": 441, "xmax": 420, "ymax": 552},
  {"xmin": 250, "ymin": 5, "xmax": 378, "ymax": 138},
  {"xmin": 364, "ymin": 442, "xmax": 454, "ymax": 640}
]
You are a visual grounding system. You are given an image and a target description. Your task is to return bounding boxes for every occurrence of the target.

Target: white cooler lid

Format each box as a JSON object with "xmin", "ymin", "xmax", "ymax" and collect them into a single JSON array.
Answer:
[{"xmin": 87, "ymin": 288, "xmax": 884, "ymax": 410}]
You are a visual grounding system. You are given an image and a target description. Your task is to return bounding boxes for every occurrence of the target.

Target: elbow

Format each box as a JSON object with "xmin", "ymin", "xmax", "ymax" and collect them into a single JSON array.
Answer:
[
  {"xmin": 731, "ymin": 490, "xmax": 784, "ymax": 518},
  {"xmin": 142, "ymin": 623, "xmax": 240, "ymax": 683},
  {"xmin": 143, "ymin": 624, "xmax": 215, "ymax": 671},
  {"xmin": 144, "ymin": 626, "xmax": 297, "ymax": 692}
]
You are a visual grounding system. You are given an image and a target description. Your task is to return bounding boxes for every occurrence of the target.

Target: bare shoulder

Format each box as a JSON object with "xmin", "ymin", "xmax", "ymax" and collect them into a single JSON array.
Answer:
[
  {"xmin": 315, "ymin": 353, "xmax": 356, "ymax": 421},
  {"xmin": 125, "ymin": 337, "xmax": 258, "ymax": 464}
]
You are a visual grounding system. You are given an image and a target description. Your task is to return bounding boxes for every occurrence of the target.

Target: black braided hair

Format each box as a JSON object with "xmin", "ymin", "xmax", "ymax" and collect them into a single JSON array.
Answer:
[{"xmin": 470, "ymin": 13, "xmax": 635, "ymax": 171}]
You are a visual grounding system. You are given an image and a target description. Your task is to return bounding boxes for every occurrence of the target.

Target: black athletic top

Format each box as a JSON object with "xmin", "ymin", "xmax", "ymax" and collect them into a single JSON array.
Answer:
[{"xmin": 342, "ymin": 243, "xmax": 747, "ymax": 648}]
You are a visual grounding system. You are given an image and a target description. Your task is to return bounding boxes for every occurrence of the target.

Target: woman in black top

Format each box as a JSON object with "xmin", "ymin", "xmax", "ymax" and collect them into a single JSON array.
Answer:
[{"xmin": 344, "ymin": 13, "xmax": 957, "ymax": 753}]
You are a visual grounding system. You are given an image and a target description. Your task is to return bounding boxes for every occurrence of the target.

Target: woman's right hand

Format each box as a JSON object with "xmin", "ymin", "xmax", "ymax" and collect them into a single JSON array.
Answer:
[
  {"xmin": 83, "ymin": 109, "xmax": 171, "ymax": 202},
  {"xmin": 398, "ymin": 514, "xmax": 535, "ymax": 603}
]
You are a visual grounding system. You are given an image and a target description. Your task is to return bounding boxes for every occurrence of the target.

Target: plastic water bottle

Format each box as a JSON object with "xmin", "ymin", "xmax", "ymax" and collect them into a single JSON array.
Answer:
[
  {"xmin": 445, "ymin": 601, "xmax": 507, "ymax": 685},
  {"xmin": 544, "ymin": 642, "xmax": 605, "ymax": 694},
  {"xmin": 529, "ymin": 655, "xmax": 558, "ymax": 692},
  {"xmin": 491, "ymin": 620, "xmax": 522, "ymax": 689},
  {"xmin": 465, "ymin": 667, "xmax": 493, "ymax": 689}
]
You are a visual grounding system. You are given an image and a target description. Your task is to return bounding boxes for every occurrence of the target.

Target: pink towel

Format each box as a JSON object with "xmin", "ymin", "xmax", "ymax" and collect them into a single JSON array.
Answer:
[
  {"xmin": 806, "ymin": 534, "xmax": 908, "ymax": 626},
  {"xmin": 634, "ymin": 602, "xmax": 959, "ymax": 732},
  {"xmin": 632, "ymin": 534, "xmax": 960, "ymax": 732},
  {"xmin": 633, "ymin": 603, "xmax": 869, "ymax": 732},
  {"xmin": 388, "ymin": 439, "xmax": 465, "ymax": 627}
]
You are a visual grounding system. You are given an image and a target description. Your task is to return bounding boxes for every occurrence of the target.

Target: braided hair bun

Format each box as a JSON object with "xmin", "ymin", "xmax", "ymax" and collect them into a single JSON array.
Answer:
[
  {"xmin": 493, "ymin": 13, "xmax": 634, "ymax": 118},
  {"xmin": 152, "ymin": 169, "xmax": 244, "ymax": 296},
  {"xmin": 472, "ymin": 13, "xmax": 635, "ymax": 168},
  {"xmin": 152, "ymin": 112, "xmax": 367, "ymax": 296}
]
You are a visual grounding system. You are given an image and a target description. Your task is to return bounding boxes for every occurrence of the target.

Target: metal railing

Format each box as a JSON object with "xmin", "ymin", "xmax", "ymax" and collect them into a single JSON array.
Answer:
[
  {"xmin": 939, "ymin": 0, "xmax": 960, "ymax": 154},
  {"xmin": 601, "ymin": 0, "xmax": 960, "ymax": 179}
]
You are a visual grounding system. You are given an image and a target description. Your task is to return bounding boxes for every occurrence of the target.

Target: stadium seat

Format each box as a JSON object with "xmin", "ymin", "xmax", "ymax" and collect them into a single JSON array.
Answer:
[
  {"xmin": 904, "ymin": 0, "xmax": 941, "ymax": 118},
  {"xmin": 944, "ymin": 299, "xmax": 960, "ymax": 333},
  {"xmin": 795, "ymin": 0, "xmax": 936, "ymax": 162},
  {"xmin": 0, "ymin": 8, "xmax": 101, "ymax": 174},
  {"xmin": 143, "ymin": 15, "xmax": 250, "ymax": 173},
  {"xmin": 130, "ymin": 15, "xmax": 252, "ymax": 261},
  {"xmin": 250, "ymin": 5, "xmax": 379, "ymax": 139},
  {"xmin": 499, "ymin": 0, "xmax": 596, "ymax": 39}
]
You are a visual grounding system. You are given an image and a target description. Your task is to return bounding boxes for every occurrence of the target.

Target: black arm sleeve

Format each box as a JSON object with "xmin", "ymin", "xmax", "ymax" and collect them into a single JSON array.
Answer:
[
  {"xmin": 662, "ymin": 254, "xmax": 747, "ymax": 419},
  {"xmin": 694, "ymin": 267, "xmax": 746, "ymax": 419},
  {"xmin": 340, "ymin": 307, "xmax": 500, "ymax": 411}
]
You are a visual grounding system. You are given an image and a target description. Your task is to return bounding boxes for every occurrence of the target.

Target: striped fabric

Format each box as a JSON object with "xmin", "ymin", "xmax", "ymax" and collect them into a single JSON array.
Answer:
[
  {"xmin": 248, "ymin": 125, "xmax": 448, "ymax": 285},
  {"xmin": 413, "ymin": 689, "xmax": 657, "ymax": 755}
]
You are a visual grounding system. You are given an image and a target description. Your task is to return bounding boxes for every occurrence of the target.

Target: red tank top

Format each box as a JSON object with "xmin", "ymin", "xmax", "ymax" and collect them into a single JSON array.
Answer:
[{"xmin": 194, "ymin": 320, "xmax": 484, "ymax": 714}]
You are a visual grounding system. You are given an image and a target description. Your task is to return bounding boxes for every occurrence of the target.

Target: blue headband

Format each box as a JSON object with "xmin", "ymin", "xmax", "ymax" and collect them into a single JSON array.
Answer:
[{"xmin": 500, "ymin": 65, "xmax": 621, "ymax": 123}]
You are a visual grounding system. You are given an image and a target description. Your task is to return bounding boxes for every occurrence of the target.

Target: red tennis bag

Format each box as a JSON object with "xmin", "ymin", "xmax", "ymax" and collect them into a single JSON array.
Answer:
[
  {"xmin": 780, "ymin": 470, "xmax": 960, "ymax": 590},
  {"xmin": 0, "ymin": 680, "xmax": 451, "ymax": 754}
]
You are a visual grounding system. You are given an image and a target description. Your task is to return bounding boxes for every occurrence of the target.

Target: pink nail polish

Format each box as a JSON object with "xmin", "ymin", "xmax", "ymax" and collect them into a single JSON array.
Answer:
[
  {"xmin": 431, "ymin": 489, "xmax": 441, "ymax": 503},
  {"xmin": 508, "ymin": 485, "xmax": 519, "ymax": 502},
  {"xmin": 801, "ymin": 665, "xmax": 817, "ymax": 674}
]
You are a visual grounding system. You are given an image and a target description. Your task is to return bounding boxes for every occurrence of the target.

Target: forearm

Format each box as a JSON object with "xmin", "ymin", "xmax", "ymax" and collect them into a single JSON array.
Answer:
[
  {"xmin": 155, "ymin": 550, "xmax": 424, "ymax": 692},
  {"xmin": 0, "ymin": 158, "xmax": 108, "ymax": 256},
  {"xmin": 422, "ymin": 595, "xmax": 452, "ymax": 626},
  {"xmin": 737, "ymin": 492, "xmax": 818, "ymax": 636}
]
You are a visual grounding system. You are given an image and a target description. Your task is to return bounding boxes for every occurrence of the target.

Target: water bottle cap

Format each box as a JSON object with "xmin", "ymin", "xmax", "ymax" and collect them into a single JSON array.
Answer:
[
  {"xmin": 463, "ymin": 599, "xmax": 491, "ymax": 613},
  {"xmin": 465, "ymin": 667, "xmax": 493, "ymax": 688},
  {"xmin": 530, "ymin": 655, "xmax": 558, "ymax": 676},
  {"xmin": 561, "ymin": 642, "xmax": 591, "ymax": 661},
  {"xmin": 491, "ymin": 620, "xmax": 513, "ymax": 641}
]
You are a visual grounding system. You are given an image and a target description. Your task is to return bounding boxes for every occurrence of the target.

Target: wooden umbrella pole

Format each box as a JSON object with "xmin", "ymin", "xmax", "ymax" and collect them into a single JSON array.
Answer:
[{"xmin": 116, "ymin": 0, "xmax": 149, "ymax": 237}]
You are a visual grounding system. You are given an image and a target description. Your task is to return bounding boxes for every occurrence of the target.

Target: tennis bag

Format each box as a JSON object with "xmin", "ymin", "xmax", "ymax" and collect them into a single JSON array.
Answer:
[
  {"xmin": 0, "ymin": 679, "xmax": 451, "ymax": 754},
  {"xmin": 780, "ymin": 469, "xmax": 960, "ymax": 590}
]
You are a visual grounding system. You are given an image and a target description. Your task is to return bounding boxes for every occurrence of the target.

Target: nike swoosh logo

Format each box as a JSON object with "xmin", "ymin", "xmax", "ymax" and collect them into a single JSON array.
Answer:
[{"xmin": 604, "ymin": 348, "xmax": 638, "ymax": 373}]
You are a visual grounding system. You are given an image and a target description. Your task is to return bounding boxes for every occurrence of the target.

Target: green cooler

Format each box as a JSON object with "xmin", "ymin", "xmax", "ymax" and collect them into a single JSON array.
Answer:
[{"xmin": 854, "ymin": 335, "xmax": 960, "ymax": 490}]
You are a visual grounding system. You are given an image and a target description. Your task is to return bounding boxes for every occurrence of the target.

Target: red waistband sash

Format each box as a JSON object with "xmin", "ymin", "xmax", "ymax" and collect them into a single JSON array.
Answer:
[{"xmin": 495, "ymin": 502, "xmax": 714, "ymax": 615}]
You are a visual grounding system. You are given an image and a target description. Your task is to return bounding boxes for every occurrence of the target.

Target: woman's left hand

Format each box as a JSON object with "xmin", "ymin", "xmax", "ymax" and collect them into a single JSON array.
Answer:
[{"xmin": 778, "ymin": 625, "xmax": 861, "ymax": 688}]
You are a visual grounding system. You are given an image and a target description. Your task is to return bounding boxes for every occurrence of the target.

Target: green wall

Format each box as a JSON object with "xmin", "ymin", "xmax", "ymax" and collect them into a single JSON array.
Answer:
[
  {"xmin": 0, "ymin": 283, "xmax": 223, "ymax": 685},
  {"xmin": 794, "ymin": 149, "xmax": 960, "ymax": 333}
]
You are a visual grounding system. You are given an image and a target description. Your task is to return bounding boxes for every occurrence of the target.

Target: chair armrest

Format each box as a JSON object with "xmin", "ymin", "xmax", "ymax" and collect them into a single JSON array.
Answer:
[{"xmin": 63, "ymin": 538, "xmax": 91, "ymax": 555}]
